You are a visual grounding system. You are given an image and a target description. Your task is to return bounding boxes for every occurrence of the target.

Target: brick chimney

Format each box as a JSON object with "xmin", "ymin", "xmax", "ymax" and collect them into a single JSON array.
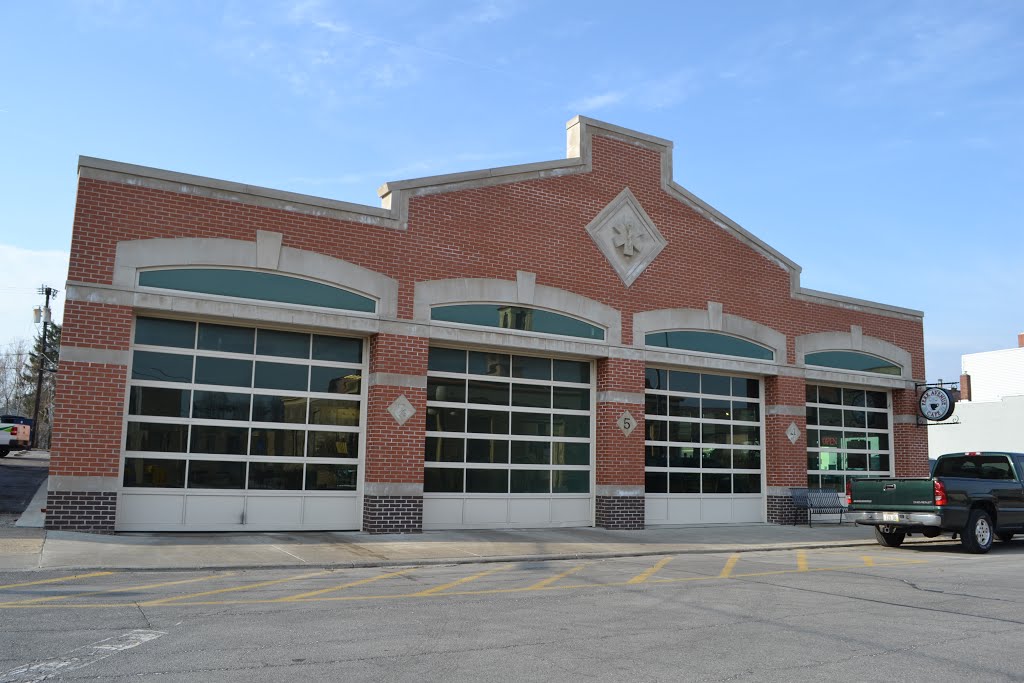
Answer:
[
  {"xmin": 959, "ymin": 373, "xmax": 971, "ymax": 402},
  {"xmin": 1019, "ymin": 332, "xmax": 1024, "ymax": 348}
]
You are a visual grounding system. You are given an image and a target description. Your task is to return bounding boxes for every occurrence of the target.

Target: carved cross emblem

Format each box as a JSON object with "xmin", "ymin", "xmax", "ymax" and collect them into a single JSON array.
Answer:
[{"xmin": 611, "ymin": 222, "xmax": 642, "ymax": 258}]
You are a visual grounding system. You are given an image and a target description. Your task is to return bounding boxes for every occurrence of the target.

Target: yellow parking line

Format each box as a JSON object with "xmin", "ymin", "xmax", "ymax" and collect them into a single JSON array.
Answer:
[
  {"xmin": 0, "ymin": 573, "xmax": 233, "ymax": 606},
  {"xmin": 628, "ymin": 557, "xmax": 673, "ymax": 585},
  {"xmin": 527, "ymin": 564, "xmax": 589, "ymax": 590},
  {"xmin": 275, "ymin": 568, "xmax": 418, "ymax": 602},
  {"xmin": 139, "ymin": 570, "xmax": 329, "ymax": 606},
  {"xmin": 796, "ymin": 550, "xmax": 809, "ymax": 572},
  {"xmin": 862, "ymin": 556, "xmax": 876, "ymax": 567},
  {"xmin": 0, "ymin": 572, "xmax": 114, "ymax": 591},
  {"xmin": 719, "ymin": 554, "xmax": 741, "ymax": 578},
  {"xmin": 412, "ymin": 564, "xmax": 512, "ymax": 596}
]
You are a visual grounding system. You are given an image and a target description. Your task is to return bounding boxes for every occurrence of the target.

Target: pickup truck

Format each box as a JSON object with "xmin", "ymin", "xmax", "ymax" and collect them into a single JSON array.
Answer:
[
  {"xmin": 0, "ymin": 415, "xmax": 32, "ymax": 457},
  {"xmin": 846, "ymin": 451, "xmax": 1024, "ymax": 554}
]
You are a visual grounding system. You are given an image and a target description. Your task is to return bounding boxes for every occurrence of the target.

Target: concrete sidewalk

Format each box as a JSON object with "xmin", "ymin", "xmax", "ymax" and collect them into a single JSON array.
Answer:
[
  {"xmin": 1, "ymin": 513, "xmax": 911, "ymax": 573},
  {"xmin": 3, "ymin": 466, "xmax": 941, "ymax": 573}
]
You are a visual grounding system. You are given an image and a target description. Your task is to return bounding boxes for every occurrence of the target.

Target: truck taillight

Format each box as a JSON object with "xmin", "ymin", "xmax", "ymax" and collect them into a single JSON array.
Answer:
[
  {"xmin": 934, "ymin": 479, "xmax": 947, "ymax": 506},
  {"xmin": 845, "ymin": 479, "xmax": 852, "ymax": 506}
]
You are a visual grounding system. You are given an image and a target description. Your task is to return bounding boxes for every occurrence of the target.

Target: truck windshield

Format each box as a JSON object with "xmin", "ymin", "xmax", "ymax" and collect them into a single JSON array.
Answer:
[{"xmin": 934, "ymin": 455, "xmax": 1016, "ymax": 480}]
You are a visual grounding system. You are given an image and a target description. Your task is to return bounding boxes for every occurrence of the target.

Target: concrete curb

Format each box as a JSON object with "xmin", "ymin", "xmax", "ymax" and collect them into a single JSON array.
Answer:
[{"xmin": 12, "ymin": 537, "xmax": 950, "ymax": 574}]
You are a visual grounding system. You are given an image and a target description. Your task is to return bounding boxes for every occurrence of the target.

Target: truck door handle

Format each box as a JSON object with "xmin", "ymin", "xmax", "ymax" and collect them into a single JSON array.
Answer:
[{"xmin": 883, "ymin": 484, "xmax": 896, "ymax": 491}]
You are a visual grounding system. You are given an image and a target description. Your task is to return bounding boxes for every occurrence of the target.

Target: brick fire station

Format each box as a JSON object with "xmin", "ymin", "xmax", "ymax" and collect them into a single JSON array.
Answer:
[{"xmin": 48, "ymin": 116, "xmax": 929, "ymax": 533}]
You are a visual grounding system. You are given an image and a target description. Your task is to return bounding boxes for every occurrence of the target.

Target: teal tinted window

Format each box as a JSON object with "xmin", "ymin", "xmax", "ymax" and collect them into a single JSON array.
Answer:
[
  {"xmin": 431, "ymin": 305, "xmax": 604, "ymax": 341},
  {"xmin": 135, "ymin": 318, "xmax": 195, "ymax": 348},
  {"xmin": 805, "ymin": 351, "xmax": 901, "ymax": 376},
  {"xmin": 198, "ymin": 323, "xmax": 253, "ymax": 354},
  {"xmin": 132, "ymin": 351, "xmax": 193, "ymax": 383},
  {"xmin": 645, "ymin": 331, "xmax": 774, "ymax": 361},
  {"xmin": 312, "ymin": 335, "xmax": 362, "ymax": 363},
  {"xmin": 139, "ymin": 268, "xmax": 375, "ymax": 313},
  {"xmin": 257, "ymin": 330, "xmax": 309, "ymax": 359}
]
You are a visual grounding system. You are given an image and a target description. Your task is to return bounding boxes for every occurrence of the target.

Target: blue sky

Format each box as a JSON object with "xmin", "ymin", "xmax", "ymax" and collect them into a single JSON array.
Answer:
[{"xmin": 2, "ymin": 0, "xmax": 1022, "ymax": 385}]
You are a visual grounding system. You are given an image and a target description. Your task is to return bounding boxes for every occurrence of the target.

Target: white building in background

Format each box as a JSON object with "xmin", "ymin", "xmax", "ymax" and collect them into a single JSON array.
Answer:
[{"xmin": 929, "ymin": 334, "xmax": 1024, "ymax": 457}]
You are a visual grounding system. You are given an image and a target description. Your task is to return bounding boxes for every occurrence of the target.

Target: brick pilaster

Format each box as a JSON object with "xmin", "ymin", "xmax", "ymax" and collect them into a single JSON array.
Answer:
[
  {"xmin": 893, "ymin": 388, "xmax": 929, "ymax": 477},
  {"xmin": 362, "ymin": 333, "xmax": 429, "ymax": 533},
  {"xmin": 764, "ymin": 374, "xmax": 807, "ymax": 524},
  {"xmin": 594, "ymin": 357, "xmax": 645, "ymax": 529}
]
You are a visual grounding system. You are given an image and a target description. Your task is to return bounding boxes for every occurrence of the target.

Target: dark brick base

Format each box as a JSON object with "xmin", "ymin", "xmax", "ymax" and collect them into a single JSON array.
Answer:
[
  {"xmin": 767, "ymin": 493, "xmax": 808, "ymax": 525},
  {"xmin": 45, "ymin": 491, "xmax": 117, "ymax": 533},
  {"xmin": 595, "ymin": 495, "xmax": 644, "ymax": 530},
  {"xmin": 363, "ymin": 495, "xmax": 423, "ymax": 534}
]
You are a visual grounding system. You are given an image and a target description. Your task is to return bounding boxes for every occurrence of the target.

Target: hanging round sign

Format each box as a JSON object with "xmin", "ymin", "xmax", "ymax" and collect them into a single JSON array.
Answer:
[{"xmin": 919, "ymin": 387, "xmax": 955, "ymax": 421}]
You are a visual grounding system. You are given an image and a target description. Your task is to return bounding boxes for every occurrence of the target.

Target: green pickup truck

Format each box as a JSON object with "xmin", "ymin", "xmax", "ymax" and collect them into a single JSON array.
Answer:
[{"xmin": 847, "ymin": 451, "xmax": 1024, "ymax": 554}]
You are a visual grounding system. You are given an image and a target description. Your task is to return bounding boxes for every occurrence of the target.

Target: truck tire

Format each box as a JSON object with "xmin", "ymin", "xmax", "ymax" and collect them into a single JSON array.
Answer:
[
  {"xmin": 996, "ymin": 532, "xmax": 1014, "ymax": 543},
  {"xmin": 961, "ymin": 509, "xmax": 994, "ymax": 554},
  {"xmin": 0, "ymin": 447, "xmax": 9, "ymax": 458},
  {"xmin": 874, "ymin": 526, "xmax": 905, "ymax": 548}
]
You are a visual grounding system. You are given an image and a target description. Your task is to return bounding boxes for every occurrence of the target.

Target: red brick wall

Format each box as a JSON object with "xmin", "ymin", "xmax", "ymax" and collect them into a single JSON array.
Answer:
[
  {"xmin": 50, "ymin": 361, "xmax": 127, "ymax": 478},
  {"xmin": 595, "ymin": 358, "xmax": 645, "ymax": 487},
  {"xmin": 764, "ymin": 375, "xmax": 808, "ymax": 488},
  {"xmin": 364, "ymin": 334, "xmax": 429, "ymax": 484},
  {"xmin": 60, "ymin": 129, "xmax": 929, "ymax": 488},
  {"xmin": 67, "ymin": 136, "xmax": 926, "ymax": 389},
  {"xmin": 893, "ymin": 388, "xmax": 929, "ymax": 477}
]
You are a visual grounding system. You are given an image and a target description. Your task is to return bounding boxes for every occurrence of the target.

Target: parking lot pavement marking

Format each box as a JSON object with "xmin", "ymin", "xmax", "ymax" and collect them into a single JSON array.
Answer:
[
  {"xmin": 0, "ymin": 573, "xmax": 233, "ymax": 607},
  {"xmin": 274, "ymin": 567, "xmax": 419, "ymax": 602},
  {"xmin": 862, "ymin": 556, "xmax": 876, "ymax": 567},
  {"xmin": 0, "ymin": 629, "xmax": 164, "ymax": 682},
  {"xmin": 627, "ymin": 557, "xmax": 673, "ymax": 585},
  {"xmin": 138, "ymin": 570, "xmax": 330, "ymax": 606},
  {"xmin": 0, "ymin": 572, "xmax": 114, "ymax": 592},
  {"xmin": 526, "ymin": 563, "xmax": 589, "ymax": 591},
  {"xmin": 718, "ymin": 553, "xmax": 741, "ymax": 579},
  {"xmin": 411, "ymin": 564, "xmax": 514, "ymax": 596},
  {"xmin": 796, "ymin": 550, "xmax": 809, "ymax": 572}
]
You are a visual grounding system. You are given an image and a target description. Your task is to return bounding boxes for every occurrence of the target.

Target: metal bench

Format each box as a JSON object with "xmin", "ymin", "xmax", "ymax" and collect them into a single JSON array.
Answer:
[
  {"xmin": 790, "ymin": 487, "xmax": 809, "ymax": 524},
  {"xmin": 805, "ymin": 488, "xmax": 845, "ymax": 527}
]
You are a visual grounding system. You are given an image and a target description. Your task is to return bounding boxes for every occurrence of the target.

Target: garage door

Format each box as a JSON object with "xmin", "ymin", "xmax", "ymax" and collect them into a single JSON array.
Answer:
[
  {"xmin": 117, "ymin": 316, "xmax": 365, "ymax": 531},
  {"xmin": 423, "ymin": 347, "xmax": 593, "ymax": 529},
  {"xmin": 644, "ymin": 367, "xmax": 764, "ymax": 524}
]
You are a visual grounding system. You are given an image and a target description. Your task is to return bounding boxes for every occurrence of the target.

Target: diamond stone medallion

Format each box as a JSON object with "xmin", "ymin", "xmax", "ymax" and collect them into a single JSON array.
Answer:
[
  {"xmin": 388, "ymin": 394, "xmax": 416, "ymax": 426},
  {"xmin": 586, "ymin": 188, "xmax": 667, "ymax": 287},
  {"xmin": 786, "ymin": 422, "xmax": 801, "ymax": 445},
  {"xmin": 617, "ymin": 410, "xmax": 638, "ymax": 437}
]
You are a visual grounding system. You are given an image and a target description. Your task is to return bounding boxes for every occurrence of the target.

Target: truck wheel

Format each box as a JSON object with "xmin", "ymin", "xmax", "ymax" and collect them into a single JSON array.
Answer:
[
  {"xmin": 996, "ymin": 532, "xmax": 1014, "ymax": 543},
  {"xmin": 0, "ymin": 447, "xmax": 9, "ymax": 458},
  {"xmin": 874, "ymin": 526, "xmax": 905, "ymax": 548},
  {"xmin": 961, "ymin": 509, "xmax": 994, "ymax": 554}
]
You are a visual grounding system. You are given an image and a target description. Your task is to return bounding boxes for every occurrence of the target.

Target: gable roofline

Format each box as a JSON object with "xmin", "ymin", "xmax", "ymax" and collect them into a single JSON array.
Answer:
[{"xmin": 78, "ymin": 116, "xmax": 922, "ymax": 321}]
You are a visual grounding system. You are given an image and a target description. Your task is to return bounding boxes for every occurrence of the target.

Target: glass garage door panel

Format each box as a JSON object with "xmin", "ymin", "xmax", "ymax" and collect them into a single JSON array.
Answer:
[
  {"xmin": 119, "ymin": 317, "xmax": 365, "ymax": 531},
  {"xmin": 644, "ymin": 367, "xmax": 764, "ymax": 524},
  {"xmin": 424, "ymin": 348, "xmax": 593, "ymax": 529}
]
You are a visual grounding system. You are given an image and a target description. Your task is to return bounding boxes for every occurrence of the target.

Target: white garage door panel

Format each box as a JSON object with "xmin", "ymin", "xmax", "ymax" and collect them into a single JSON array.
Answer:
[
  {"xmin": 422, "ymin": 498, "xmax": 465, "ymax": 529},
  {"xmin": 732, "ymin": 497, "xmax": 762, "ymax": 523},
  {"xmin": 645, "ymin": 497, "xmax": 669, "ymax": 524},
  {"xmin": 119, "ymin": 493, "xmax": 184, "ymax": 527},
  {"xmin": 245, "ymin": 497, "xmax": 303, "ymax": 526},
  {"xmin": 463, "ymin": 498, "xmax": 510, "ymax": 525},
  {"xmin": 185, "ymin": 496, "xmax": 245, "ymax": 525},
  {"xmin": 551, "ymin": 498, "xmax": 590, "ymax": 524},
  {"xmin": 303, "ymin": 495, "xmax": 358, "ymax": 528},
  {"xmin": 666, "ymin": 497, "xmax": 701, "ymax": 524},
  {"xmin": 701, "ymin": 498, "xmax": 733, "ymax": 523},
  {"xmin": 509, "ymin": 498, "xmax": 551, "ymax": 525}
]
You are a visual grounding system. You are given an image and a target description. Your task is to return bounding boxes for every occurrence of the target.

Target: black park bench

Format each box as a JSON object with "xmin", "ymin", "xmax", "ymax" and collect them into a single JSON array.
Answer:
[{"xmin": 790, "ymin": 487, "xmax": 846, "ymax": 527}]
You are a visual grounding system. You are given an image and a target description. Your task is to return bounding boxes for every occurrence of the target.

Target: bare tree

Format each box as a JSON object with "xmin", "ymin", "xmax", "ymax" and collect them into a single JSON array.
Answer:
[{"xmin": 0, "ymin": 340, "xmax": 32, "ymax": 416}]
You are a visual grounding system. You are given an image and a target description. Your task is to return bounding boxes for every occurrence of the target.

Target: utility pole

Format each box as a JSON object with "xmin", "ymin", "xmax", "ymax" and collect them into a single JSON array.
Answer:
[{"xmin": 31, "ymin": 285, "xmax": 57, "ymax": 449}]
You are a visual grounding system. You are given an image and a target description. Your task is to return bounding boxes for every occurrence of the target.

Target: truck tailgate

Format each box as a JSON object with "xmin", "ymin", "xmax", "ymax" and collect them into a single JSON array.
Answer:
[{"xmin": 850, "ymin": 477, "xmax": 934, "ymax": 509}]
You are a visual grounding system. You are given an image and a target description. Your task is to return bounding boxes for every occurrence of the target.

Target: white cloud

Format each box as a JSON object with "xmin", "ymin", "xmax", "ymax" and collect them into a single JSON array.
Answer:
[
  {"xmin": 0, "ymin": 246, "xmax": 69, "ymax": 348},
  {"xmin": 569, "ymin": 91, "xmax": 626, "ymax": 112}
]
